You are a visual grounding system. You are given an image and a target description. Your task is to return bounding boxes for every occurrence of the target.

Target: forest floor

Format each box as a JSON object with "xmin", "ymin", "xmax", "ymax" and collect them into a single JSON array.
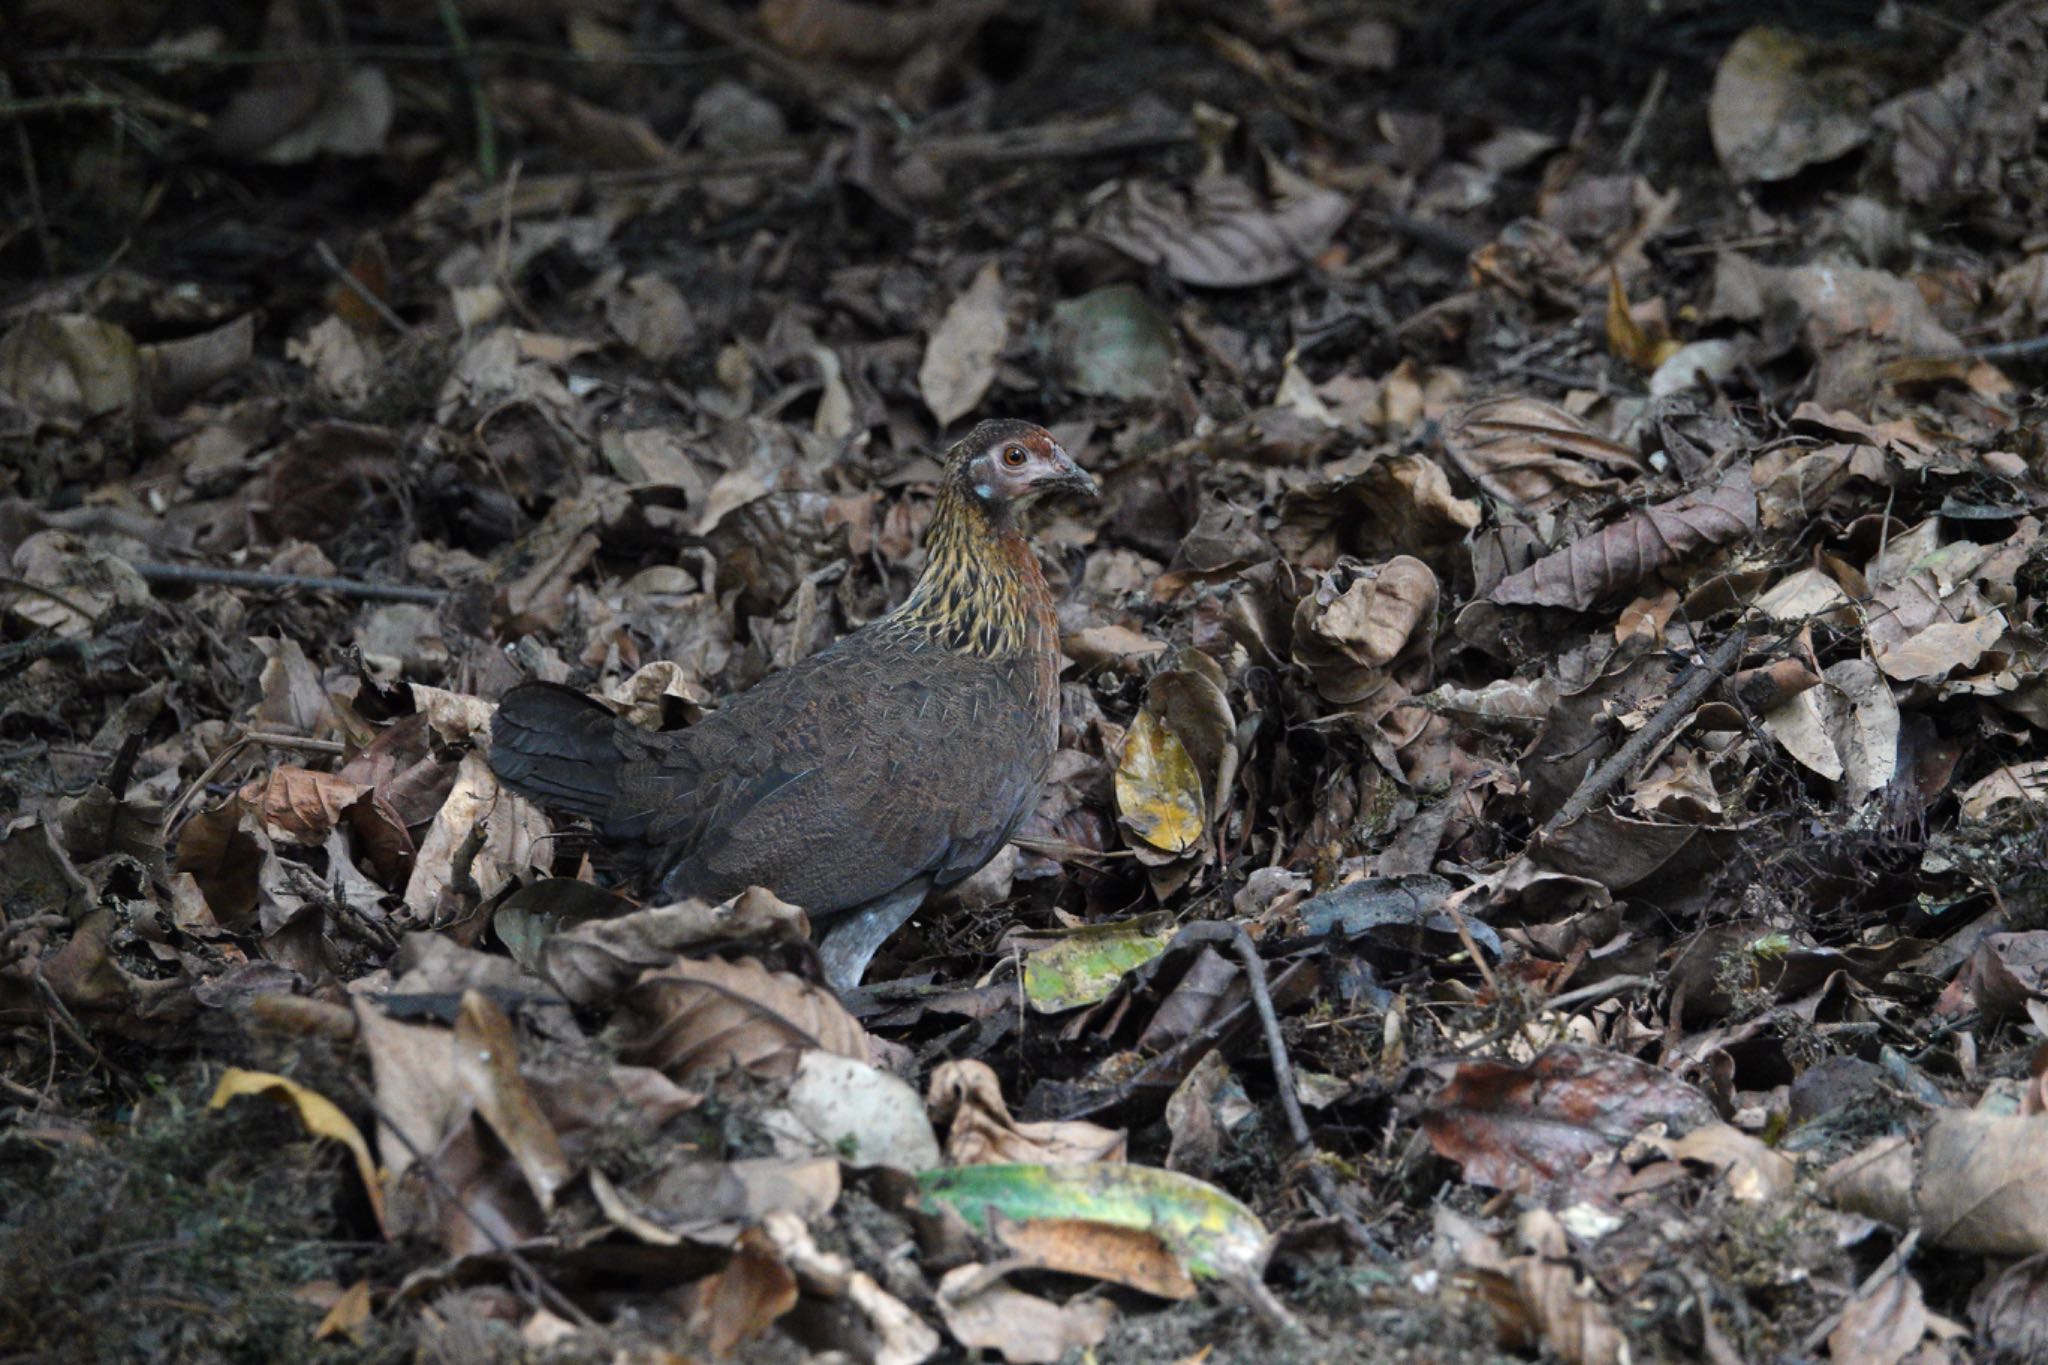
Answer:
[{"xmin": 3, "ymin": 0, "xmax": 2047, "ymax": 1361}]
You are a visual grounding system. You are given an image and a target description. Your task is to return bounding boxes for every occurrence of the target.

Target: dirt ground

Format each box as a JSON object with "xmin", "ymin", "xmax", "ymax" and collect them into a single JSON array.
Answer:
[{"xmin": 3, "ymin": 0, "xmax": 2047, "ymax": 1361}]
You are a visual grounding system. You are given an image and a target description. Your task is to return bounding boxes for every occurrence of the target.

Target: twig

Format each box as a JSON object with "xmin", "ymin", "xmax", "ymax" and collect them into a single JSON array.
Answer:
[
  {"xmin": 0, "ymin": 88, "xmax": 208, "ymax": 126},
  {"xmin": 1537, "ymin": 630, "xmax": 1748, "ymax": 839},
  {"xmin": 1945, "ymin": 334, "xmax": 2048, "ymax": 363},
  {"xmin": 1182, "ymin": 922, "xmax": 1379, "ymax": 1261},
  {"xmin": 434, "ymin": 107, "xmax": 1193, "ymax": 223},
  {"xmin": 313, "ymin": 239, "xmax": 415, "ymax": 337},
  {"xmin": 30, "ymin": 41, "xmax": 735, "ymax": 68},
  {"xmin": 1616, "ymin": 66, "xmax": 1668, "ymax": 169},
  {"xmin": 436, "ymin": 0, "xmax": 497, "ymax": 183},
  {"xmin": 342, "ymin": 1073, "xmax": 597, "ymax": 1329},
  {"xmin": 244, "ymin": 731, "xmax": 348, "ymax": 754},
  {"xmin": 128, "ymin": 561, "xmax": 444, "ymax": 604},
  {"xmin": 0, "ymin": 73, "xmax": 53, "ymax": 272}
]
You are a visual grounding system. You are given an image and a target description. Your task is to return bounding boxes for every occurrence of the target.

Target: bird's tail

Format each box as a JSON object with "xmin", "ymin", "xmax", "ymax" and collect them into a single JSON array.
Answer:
[{"xmin": 488, "ymin": 681, "xmax": 623, "ymax": 824}]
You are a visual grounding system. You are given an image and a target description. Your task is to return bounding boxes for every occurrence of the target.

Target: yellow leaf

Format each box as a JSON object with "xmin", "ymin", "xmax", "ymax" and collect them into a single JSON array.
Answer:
[
  {"xmin": 1605, "ymin": 268, "xmax": 1681, "ymax": 371},
  {"xmin": 210, "ymin": 1067, "xmax": 387, "ymax": 1234},
  {"xmin": 1114, "ymin": 709, "xmax": 1204, "ymax": 855},
  {"xmin": 315, "ymin": 1279, "xmax": 373, "ymax": 1342}
]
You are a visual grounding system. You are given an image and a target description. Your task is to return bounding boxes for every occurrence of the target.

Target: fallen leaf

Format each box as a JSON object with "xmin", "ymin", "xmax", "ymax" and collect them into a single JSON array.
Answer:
[
  {"xmin": 920, "ymin": 260, "xmax": 1007, "ymax": 426},
  {"xmin": 1114, "ymin": 709, "xmax": 1205, "ymax": 855},
  {"xmin": 209, "ymin": 1068, "xmax": 386, "ymax": 1233}
]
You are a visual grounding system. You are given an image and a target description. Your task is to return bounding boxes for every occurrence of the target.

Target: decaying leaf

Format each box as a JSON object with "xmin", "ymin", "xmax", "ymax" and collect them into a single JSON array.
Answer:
[{"xmin": 1114, "ymin": 709, "xmax": 1205, "ymax": 855}]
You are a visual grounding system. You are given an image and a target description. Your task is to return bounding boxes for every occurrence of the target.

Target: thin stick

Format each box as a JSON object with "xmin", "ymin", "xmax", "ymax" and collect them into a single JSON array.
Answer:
[
  {"xmin": 1538, "ymin": 630, "xmax": 1748, "ymax": 839},
  {"xmin": 343, "ymin": 1074, "xmax": 597, "ymax": 1329},
  {"xmin": 129, "ymin": 561, "xmax": 444, "ymax": 604},
  {"xmin": 436, "ymin": 0, "xmax": 497, "ymax": 183},
  {"xmin": 1616, "ymin": 66, "xmax": 1668, "ymax": 169},
  {"xmin": 32, "ymin": 41, "xmax": 735, "ymax": 68},
  {"xmin": 1183, "ymin": 922, "xmax": 1379, "ymax": 1258}
]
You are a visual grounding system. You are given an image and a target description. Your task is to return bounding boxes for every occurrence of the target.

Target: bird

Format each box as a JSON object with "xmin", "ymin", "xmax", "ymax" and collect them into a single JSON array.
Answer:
[{"xmin": 488, "ymin": 419, "xmax": 1098, "ymax": 990}]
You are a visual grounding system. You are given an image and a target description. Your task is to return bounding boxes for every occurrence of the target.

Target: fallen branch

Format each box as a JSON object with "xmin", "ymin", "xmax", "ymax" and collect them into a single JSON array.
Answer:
[
  {"xmin": 130, "ymin": 560, "xmax": 445, "ymax": 604},
  {"xmin": 1180, "ymin": 921, "xmax": 1381, "ymax": 1261},
  {"xmin": 1538, "ymin": 629, "xmax": 1748, "ymax": 839}
]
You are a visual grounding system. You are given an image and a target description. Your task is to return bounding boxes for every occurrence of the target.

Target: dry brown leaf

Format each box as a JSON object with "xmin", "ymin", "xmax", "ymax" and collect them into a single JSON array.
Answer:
[
  {"xmin": 1092, "ymin": 168, "xmax": 1351, "ymax": 288},
  {"xmin": 1831, "ymin": 1268, "xmax": 1929, "ymax": 1365},
  {"xmin": 690, "ymin": 1225, "xmax": 799, "ymax": 1356},
  {"xmin": 1290, "ymin": 555, "xmax": 1438, "ymax": 705},
  {"xmin": 1653, "ymin": 1122, "xmax": 1794, "ymax": 1203},
  {"xmin": 453, "ymin": 991, "xmax": 572, "ymax": 1215},
  {"xmin": 1708, "ymin": 26, "xmax": 1872, "ymax": 183},
  {"xmin": 541, "ymin": 886, "xmax": 810, "ymax": 1009},
  {"xmin": 1490, "ymin": 469, "xmax": 1757, "ymax": 610},
  {"xmin": 1422, "ymin": 1044, "xmax": 1719, "ymax": 1194},
  {"xmin": 402, "ymin": 752, "xmax": 549, "ymax": 920},
  {"xmin": 1440, "ymin": 397, "xmax": 1642, "ymax": 512},
  {"xmin": 929, "ymin": 1059, "xmax": 1127, "ymax": 1166},
  {"xmin": 934, "ymin": 1265, "xmax": 1115, "ymax": 1364},
  {"xmin": 618, "ymin": 955, "xmax": 876, "ymax": 1082},
  {"xmin": 920, "ymin": 260, "xmax": 1007, "ymax": 426}
]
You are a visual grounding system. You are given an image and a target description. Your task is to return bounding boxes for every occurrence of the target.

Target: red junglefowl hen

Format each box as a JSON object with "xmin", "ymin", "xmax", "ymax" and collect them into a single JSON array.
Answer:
[{"xmin": 489, "ymin": 420, "xmax": 1096, "ymax": 989}]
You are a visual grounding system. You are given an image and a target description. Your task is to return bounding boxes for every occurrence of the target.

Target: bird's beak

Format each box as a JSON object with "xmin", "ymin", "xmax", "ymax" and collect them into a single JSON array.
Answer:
[{"xmin": 1050, "ymin": 444, "xmax": 1100, "ymax": 498}]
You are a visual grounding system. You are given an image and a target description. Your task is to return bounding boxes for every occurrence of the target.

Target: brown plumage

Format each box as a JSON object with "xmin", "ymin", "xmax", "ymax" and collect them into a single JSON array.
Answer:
[{"xmin": 489, "ymin": 420, "xmax": 1096, "ymax": 988}]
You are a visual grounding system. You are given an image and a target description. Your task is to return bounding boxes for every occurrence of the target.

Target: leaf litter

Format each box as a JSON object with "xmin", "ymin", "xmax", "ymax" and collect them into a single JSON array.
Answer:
[{"xmin": 2, "ymin": 1, "xmax": 2048, "ymax": 1362}]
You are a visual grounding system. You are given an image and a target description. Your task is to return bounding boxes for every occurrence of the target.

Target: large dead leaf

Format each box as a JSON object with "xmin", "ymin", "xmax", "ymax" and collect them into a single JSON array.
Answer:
[
  {"xmin": 1708, "ymin": 27, "xmax": 1872, "ymax": 183},
  {"xmin": 1113, "ymin": 709, "xmax": 1205, "ymax": 856},
  {"xmin": 919, "ymin": 260, "xmax": 1007, "ymax": 426},
  {"xmin": 1489, "ymin": 469, "xmax": 1756, "ymax": 609},
  {"xmin": 452, "ymin": 991, "xmax": 572, "ymax": 1215},
  {"xmin": 1290, "ymin": 555, "xmax": 1437, "ymax": 705},
  {"xmin": 1440, "ymin": 397, "xmax": 1642, "ymax": 512},
  {"xmin": 1422, "ymin": 1044, "xmax": 1719, "ymax": 1194},
  {"xmin": 1091, "ymin": 166, "xmax": 1351, "ymax": 288},
  {"xmin": 618, "ymin": 955, "xmax": 877, "ymax": 1081}
]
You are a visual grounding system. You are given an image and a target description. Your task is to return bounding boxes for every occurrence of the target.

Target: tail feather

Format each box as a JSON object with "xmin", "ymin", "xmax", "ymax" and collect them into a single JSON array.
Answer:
[{"xmin": 489, "ymin": 682, "xmax": 623, "ymax": 824}]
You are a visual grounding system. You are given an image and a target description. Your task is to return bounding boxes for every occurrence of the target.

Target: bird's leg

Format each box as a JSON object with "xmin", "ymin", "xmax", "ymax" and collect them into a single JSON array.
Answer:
[{"xmin": 816, "ymin": 883, "xmax": 928, "ymax": 991}]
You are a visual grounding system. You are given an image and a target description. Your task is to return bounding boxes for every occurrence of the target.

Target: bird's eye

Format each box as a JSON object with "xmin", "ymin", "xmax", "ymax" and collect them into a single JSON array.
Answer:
[{"xmin": 1001, "ymin": 445, "xmax": 1028, "ymax": 469}]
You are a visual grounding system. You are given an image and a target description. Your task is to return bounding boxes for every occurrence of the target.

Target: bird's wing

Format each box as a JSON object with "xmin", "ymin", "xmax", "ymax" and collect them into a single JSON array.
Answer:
[{"xmin": 619, "ymin": 633, "xmax": 1047, "ymax": 915}]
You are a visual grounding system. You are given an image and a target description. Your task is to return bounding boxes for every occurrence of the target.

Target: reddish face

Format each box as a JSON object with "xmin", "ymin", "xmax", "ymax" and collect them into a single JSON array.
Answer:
[{"xmin": 957, "ymin": 420, "xmax": 1098, "ymax": 513}]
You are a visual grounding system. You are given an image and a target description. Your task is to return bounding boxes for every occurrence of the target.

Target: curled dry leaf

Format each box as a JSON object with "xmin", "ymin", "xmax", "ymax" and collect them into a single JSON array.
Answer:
[
  {"xmin": 689, "ymin": 1225, "xmax": 798, "ymax": 1357},
  {"xmin": 401, "ymin": 752, "xmax": 549, "ymax": 919},
  {"xmin": 1291, "ymin": 555, "xmax": 1438, "ymax": 705},
  {"xmin": 928, "ymin": 1059, "xmax": 1127, "ymax": 1165},
  {"xmin": 618, "ymin": 955, "xmax": 877, "ymax": 1082},
  {"xmin": 209, "ymin": 1067, "xmax": 387, "ymax": 1234},
  {"xmin": 1829, "ymin": 1267, "xmax": 1928, "ymax": 1365},
  {"xmin": 1489, "ymin": 468, "xmax": 1757, "ymax": 610},
  {"xmin": 760, "ymin": 1210, "xmax": 943, "ymax": 1365},
  {"xmin": 1440, "ymin": 396, "xmax": 1643, "ymax": 512},
  {"xmin": 540, "ymin": 885, "xmax": 810, "ymax": 1008},
  {"xmin": 237, "ymin": 766, "xmax": 413, "ymax": 884},
  {"xmin": 453, "ymin": 990, "xmax": 572, "ymax": 1215},
  {"xmin": 1824, "ymin": 1112, "xmax": 2048, "ymax": 1256}
]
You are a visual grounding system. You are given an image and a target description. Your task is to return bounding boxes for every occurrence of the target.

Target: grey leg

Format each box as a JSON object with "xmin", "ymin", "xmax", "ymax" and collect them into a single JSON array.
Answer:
[{"xmin": 816, "ymin": 884, "xmax": 926, "ymax": 991}]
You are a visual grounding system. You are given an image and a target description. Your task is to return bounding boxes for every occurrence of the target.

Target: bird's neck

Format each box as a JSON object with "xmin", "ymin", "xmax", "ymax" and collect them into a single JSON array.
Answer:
[{"xmin": 892, "ymin": 481, "xmax": 1056, "ymax": 660}]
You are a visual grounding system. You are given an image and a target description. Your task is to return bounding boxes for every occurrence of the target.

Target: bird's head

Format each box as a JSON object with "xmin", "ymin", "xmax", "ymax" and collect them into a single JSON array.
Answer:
[{"xmin": 947, "ymin": 420, "xmax": 1099, "ymax": 521}]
